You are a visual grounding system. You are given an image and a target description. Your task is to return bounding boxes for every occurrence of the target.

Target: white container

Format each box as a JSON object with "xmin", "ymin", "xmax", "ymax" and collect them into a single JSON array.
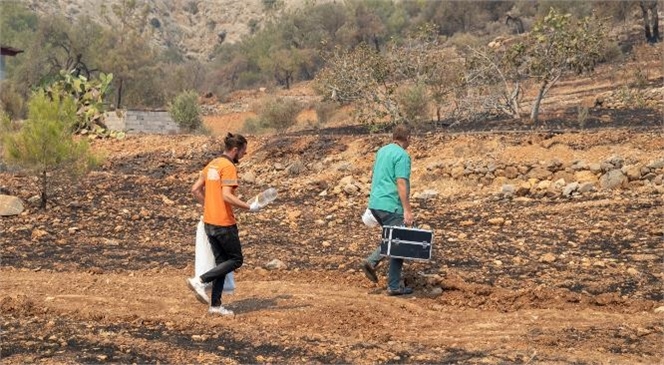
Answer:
[{"xmin": 254, "ymin": 187, "xmax": 278, "ymax": 208}]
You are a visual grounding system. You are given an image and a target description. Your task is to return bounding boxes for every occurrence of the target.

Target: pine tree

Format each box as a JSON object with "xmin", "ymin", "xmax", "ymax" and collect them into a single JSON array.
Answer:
[{"xmin": 2, "ymin": 90, "xmax": 99, "ymax": 208}]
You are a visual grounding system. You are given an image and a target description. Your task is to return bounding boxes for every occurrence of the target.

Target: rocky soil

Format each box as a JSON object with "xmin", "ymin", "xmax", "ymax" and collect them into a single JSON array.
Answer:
[{"xmin": 2, "ymin": 113, "xmax": 663, "ymax": 363}]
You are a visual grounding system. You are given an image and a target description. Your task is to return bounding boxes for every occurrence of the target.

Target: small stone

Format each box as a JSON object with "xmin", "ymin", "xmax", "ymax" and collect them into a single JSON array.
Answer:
[
  {"xmin": 265, "ymin": 259, "xmax": 287, "ymax": 270},
  {"xmin": 488, "ymin": 217, "xmax": 505, "ymax": 225},
  {"xmin": 539, "ymin": 253, "xmax": 556, "ymax": 263}
]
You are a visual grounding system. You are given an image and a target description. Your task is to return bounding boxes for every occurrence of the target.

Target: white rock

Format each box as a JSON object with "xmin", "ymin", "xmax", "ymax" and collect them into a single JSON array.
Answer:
[{"xmin": 265, "ymin": 259, "xmax": 288, "ymax": 270}]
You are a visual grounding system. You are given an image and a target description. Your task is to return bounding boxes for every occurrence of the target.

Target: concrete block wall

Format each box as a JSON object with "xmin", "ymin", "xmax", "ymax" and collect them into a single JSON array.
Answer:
[{"xmin": 103, "ymin": 110, "xmax": 181, "ymax": 134}]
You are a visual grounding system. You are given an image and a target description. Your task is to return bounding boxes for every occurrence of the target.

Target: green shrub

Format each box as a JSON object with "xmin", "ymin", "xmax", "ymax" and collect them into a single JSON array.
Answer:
[
  {"xmin": 397, "ymin": 83, "xmax": 430, "ymax": 125},
  {"xmin": 253, "ymin": 97, "xmax": 301, "ymax": 132},
  {"xmin": 169, "ymin": 90, "xmax": 202, "ymax": 132},
  {"xmin": 242, "ymin": 116, "xmax": 264, "ymax": 134}
]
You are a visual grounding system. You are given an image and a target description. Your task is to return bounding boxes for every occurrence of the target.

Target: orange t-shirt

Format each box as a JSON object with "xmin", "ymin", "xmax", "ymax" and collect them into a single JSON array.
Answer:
[{"xmin": 201, "ymin": 157, "xmax": 239, "ymax": 226}]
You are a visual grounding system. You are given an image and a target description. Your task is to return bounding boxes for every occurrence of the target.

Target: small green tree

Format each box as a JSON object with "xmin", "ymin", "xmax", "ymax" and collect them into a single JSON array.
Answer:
[
  {"xmin": 2, "ymin": 90, "xmax": 98, "ymax": 208},
  {"xmin": 169, "ymin": 90, "xmax": 202, "ymax": 132}
]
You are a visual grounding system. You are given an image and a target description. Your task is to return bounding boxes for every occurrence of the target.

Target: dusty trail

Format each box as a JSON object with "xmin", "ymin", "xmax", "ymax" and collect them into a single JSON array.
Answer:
[{"xmin": 3, "ymin": 269, "xmax": 662, "ymax": 364}]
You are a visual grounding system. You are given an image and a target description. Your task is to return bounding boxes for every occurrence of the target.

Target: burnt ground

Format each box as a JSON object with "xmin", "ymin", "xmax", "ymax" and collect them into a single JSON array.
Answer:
[
  {"xmin": 1, "ymin": 117, "xmax": 663, "ymax": 364},
  {"xmin": 291, "ymin": 107, "xmax": 663, "ymax": 136}
]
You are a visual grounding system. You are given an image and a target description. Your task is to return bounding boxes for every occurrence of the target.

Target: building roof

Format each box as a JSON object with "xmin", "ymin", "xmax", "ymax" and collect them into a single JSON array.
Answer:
[{"xmin": 1, "ymin": 46, "xmax": 24, "ymax": 56}]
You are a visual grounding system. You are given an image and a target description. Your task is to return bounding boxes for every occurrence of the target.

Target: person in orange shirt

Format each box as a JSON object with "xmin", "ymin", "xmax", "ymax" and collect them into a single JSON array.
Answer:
[{"xmin": 188, "ymin": 133, "xmax": 261, "ymax": 316}]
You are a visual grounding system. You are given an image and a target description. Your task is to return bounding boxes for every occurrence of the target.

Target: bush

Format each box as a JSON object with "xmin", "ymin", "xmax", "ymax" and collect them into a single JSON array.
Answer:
[
  {"xmin": 169, "ymin": 90, "xmax": 202, "ymax": 132},
  {"xmin": 242, "ymin": 116, "xmax": 264, "ymax": 134},
  {"xmin": 397, "ymin": 83, "xmax": 430, "ymax": 125},
  {"xmin": 601, "ymin": 41, "xmax": 624, "ymax": 63},
  {"xmin": 252, "ymin": 97, "xmax": 301, "ymax": 132},
  {"xmin": 0, "ymin": 81, "xmax": 26, "ymax": 120}
]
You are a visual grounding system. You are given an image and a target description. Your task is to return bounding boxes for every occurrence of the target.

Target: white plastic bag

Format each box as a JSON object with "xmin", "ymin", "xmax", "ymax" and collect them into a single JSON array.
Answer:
[
  {"xmin": 195, "ymin": 219, "xmax": 235, "ymax": 294},
  {"xmin": 362, "ymin": 208, "xmax": 380, "ymax": 228}
]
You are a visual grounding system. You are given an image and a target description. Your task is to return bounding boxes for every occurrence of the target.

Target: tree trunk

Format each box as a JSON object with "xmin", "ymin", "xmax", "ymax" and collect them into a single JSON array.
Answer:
[
  {"xmin": 641, "ymin": 1, "xmax": 660, "ymax": 43},
  {"xmin": 40, "ymin": 169, "xmax": 47, "ymax": 209},
  {"xmin": 510, "ymin": 81, "xmax": 521, "ymax": 119},
  {"xmin": 530, "ymin": 81, "xmax": 548, "ymax": 122},
  {"xmin": 372, "ymin": 34, "xmax": 380, "ymax": 52},
  {"xmin": 116, "ymin": 78, "xmax": 124, "ymax": 109},
  {"xmin": 650, "ymin": 3, "xmax": 660, "ymax": 42},
  {"xmin": 641, "ymin": 2, "xmax": 653, "ymax": 41}
]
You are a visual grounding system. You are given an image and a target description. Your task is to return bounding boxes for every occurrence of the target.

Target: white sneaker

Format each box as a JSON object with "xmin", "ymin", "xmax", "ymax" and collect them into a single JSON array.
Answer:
[
  {"xmin": 208, "ymin": 305, "xmax": 234, "ymax": 316},
  {"xmin": 186, "ymin": 277, "xmax": 209, "ymax": 304}
]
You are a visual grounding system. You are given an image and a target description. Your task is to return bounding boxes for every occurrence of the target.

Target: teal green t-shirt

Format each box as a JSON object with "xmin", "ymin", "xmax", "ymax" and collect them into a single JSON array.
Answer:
[{"xmin": 368, "ymin": 143, "xmax": 411, "ymax": 214}]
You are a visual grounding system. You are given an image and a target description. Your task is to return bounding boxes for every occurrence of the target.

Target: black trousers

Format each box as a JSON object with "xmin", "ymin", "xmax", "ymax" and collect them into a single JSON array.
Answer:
[{"xmin": 201, "ymin": 223, "xmax": 243, "ymax": 307}]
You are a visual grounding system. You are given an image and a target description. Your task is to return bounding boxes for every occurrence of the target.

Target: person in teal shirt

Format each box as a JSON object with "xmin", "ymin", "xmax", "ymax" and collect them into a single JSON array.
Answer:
[{"xmin": 362, "ymin": 124, "xmax": 414, "ymax": 296}]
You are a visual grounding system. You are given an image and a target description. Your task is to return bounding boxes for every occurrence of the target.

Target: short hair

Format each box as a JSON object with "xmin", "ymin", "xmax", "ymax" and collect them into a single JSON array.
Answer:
[
  {"xmin": 392, "ymin": 124, "xmax": 410, "ymax": 143},
  {"xmin": 224, "ymin": 133, "xmax": 247, "ymax": 151}
]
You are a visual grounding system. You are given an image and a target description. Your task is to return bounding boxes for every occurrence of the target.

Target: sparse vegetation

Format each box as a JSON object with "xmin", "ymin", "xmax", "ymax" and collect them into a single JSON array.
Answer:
[
  {"xmin": 169, "ymin": 90, "xmax": 202, "ymax": 132},
  {"xmin": 313, "ymin": 101, "xmax": 338, "ymax": 126},
  {"xmin": 0, "ymin": 0, "xmax": 658, "ymax": 131},
  {"xmin": 245, "ymin": 97, "xmax": 301, "ymax": 133}
]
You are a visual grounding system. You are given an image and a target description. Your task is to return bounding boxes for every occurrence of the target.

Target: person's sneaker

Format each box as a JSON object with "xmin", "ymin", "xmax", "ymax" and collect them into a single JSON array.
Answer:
[
  {"xmin": 186, "ymin": 277, "xmax": 209, "ymax": 304},
  {"xmin": 361, "ymin": 261, "xmax": 378, "ymax": 283},
  {"xmin": 208, "ymin": 305, "xmax": 234, "ymax": 316},
  {"xmin": 387, "ymin": 287, "xmax": 413, "ymax": 296}
]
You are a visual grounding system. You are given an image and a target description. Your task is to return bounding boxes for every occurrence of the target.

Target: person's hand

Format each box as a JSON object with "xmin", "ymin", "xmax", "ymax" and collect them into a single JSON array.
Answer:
[
  {"xmin": 404, "ymin": 210, "xmax": 414, "ymax": 226},
  {"xmin": 249, "ymin": 200, "xmax": 261, "ymax": 212}
]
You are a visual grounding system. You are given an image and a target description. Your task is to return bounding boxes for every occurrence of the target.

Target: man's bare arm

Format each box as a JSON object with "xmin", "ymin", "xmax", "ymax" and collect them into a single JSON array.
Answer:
[
  {"xmin": 191, "ymin": 175, "xmax": 205, "ymax": 205},
  {"xmin": 397, "ymin": 178, "xmax": 413, "ymax": 225},
  {"xmin": 222, "ymin": 186, "xmax": 251, "ymax": 210}
]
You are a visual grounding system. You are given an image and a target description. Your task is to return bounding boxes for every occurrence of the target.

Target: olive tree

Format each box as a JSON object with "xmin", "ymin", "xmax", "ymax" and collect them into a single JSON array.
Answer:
[
  {"xmin": 526, "ymin": 8, "xmax": 606, "ymax": 121},
  {"xmin": 463, "ymin": 8, "xmax": 606, "ymax": 122}
]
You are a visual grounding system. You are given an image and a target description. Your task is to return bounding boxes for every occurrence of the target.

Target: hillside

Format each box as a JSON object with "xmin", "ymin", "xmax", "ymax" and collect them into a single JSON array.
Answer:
[
  {"xmin": 25, "ymin": 0, "xmax": 315, "ymax": 60},
  {"xmin": 2, "ymin": 3, "xmax": 664, "ymax": 363}
]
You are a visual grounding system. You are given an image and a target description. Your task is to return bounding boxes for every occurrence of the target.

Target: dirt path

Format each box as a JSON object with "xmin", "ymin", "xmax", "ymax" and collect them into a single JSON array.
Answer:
[{"xmin": 3, "ymin": 269, "xmax": 662, "ymax": 364}]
